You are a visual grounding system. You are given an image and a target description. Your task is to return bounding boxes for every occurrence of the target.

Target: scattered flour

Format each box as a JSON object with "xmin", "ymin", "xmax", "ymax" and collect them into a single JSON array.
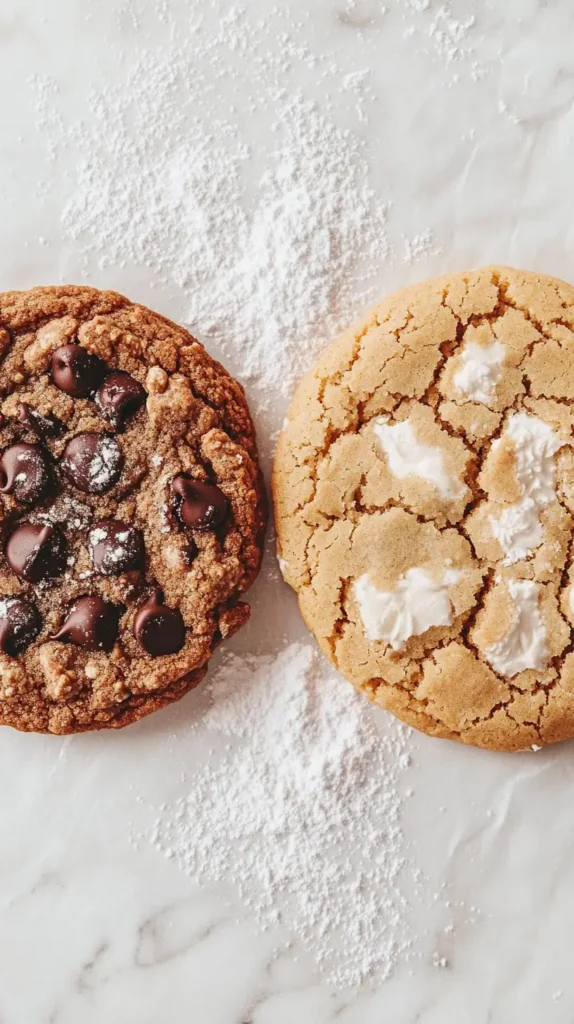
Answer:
[
  {"xmin": 26, "ymin": 0, "xmax": 461, "ymax": 988},
  {"xmin": 28, "ymin": 2, "xmax": 449, "ymax": 405},
  {"xmin": 147, "ymin": 644, "xmax": 413, "ymax": 988},
  {"xmin": 52, "ymin": 35, "xmax": 391, "ymax": 399},
  {"xmin": 403, "ymin": 228, "xmax": 443, "ymax": 266},
  {"xmin": 401, "ymin": 0, "xmax": 483, "ymax": 78}
]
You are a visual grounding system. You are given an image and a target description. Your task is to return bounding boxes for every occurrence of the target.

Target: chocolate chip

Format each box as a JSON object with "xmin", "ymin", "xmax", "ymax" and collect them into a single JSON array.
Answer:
[
  {"xmin": 0, "ymin": 596, "xmax": 42, "ymax": 656},
  {"xmin": 52, "ymin": 595, "xmax": 119, "ymax": 652},
  {"xmin": 5, "ymin": 523, "xmax": 67, "ymax": 583},
  {"xmin": 62, "ymin": 432, "xmax": 123, "ymax": 494},
  {"xmin": 171, "ymin": 475, "xmax": 228, "ymax": 530},
  {"xmin": 0, "ymin": 443, "xmax": 52, "ymax": 504},
  {"xmin": 89, "ymin": 519, "xmax": 145, "ymax": 576},
  {"xmin": 133, "ymin": 589, "xmax": 185, "ymax": 656},
  {"xmin": 51, "ymin": 344, "xmax": 106, "ymax": 398},
  {"xmin": 18, "ymin": 402, "xmax": 64, "ymax": 439},
  {"xmin": 96, "ymin": 372, "xmax": 146, "ymax": 428}
]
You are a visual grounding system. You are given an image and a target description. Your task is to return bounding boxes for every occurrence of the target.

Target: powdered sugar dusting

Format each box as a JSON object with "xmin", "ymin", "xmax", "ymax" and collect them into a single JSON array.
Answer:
[
  {"xmin": 2, "ymin": 0, "xmax": 572, "ymax": 1011},
  {"xmin": 25, "ymin": 0, "xmax": 453, "ymax": 989},
  {"xmin": 88, "ymin": 524, "xmax": 139, "ymax": 569},
  {"xmin": 35, "ymin": 493, "xmax": 92, "ymax": 531},
  {"xmin": 88, "ymin": 436, "xmax": 122, "ymax": 490},
  {"xmin": 59, "ymin": 91, "xmax": 389, "ymax": 397},
  {"xmin": 0, "ymin": 598, "xmax": 34, "ymax": 645},
  {"xmin": 402, "ymin": 0, "xmax": 483, "ymax": 79},
  {"xmin": 27, "ymin": 4, "xmax": 453, "ymax": 408},
  {"xmin": 24, "ymin": 4, "xmax": 448, "ymax": 407},
  {"xmin": 146, "ymin": 644, "xmax": 414, "ymax": 988}
]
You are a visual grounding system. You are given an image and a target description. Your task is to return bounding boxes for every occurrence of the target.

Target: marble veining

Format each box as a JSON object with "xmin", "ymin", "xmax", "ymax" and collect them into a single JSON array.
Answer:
[{"xmin": 2, "ymin": 0, "xmax": 574, "ymax": 1021}]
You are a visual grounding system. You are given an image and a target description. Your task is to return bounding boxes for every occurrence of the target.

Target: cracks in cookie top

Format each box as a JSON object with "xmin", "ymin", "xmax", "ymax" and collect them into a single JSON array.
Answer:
[
  {"xmin": 273, "ymin": 266, "xmax": 574, "ymax": 751},
  {"xmin": 0, "ymin": 285, "xmax": 266, "ymax": 734}
]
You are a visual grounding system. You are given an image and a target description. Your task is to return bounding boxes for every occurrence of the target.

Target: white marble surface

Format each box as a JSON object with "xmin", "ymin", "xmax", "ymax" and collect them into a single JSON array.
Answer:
[{"xmin": 2, "ymin": 1, "xmax": 574, "ymax": 1021}]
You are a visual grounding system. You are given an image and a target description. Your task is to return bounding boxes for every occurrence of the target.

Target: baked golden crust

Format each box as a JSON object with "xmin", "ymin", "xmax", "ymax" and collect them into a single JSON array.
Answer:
[
  {"xmin": 0, "ymin": 286, "xmax": 266, "ymax": 734},
  {"xmin": 273, "ymin": 267, "xmax": 574, "ymax": 751}
]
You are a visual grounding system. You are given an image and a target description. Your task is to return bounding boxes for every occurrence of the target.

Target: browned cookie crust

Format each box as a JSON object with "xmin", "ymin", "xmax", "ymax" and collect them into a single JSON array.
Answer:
[
  {"xmin": 274, "ymin": 267, "xmax": 574, "ymax": 752},
  {"xmin": 0, "ymin": 286, "xmax": 266, "ymax": 734}
]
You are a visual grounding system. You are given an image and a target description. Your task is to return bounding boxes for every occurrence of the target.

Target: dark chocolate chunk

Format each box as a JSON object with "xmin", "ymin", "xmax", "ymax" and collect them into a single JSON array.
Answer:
[
  {"xmin": 5, "ymin": 522, "xmax": 67, "ymax": 583},
  {"xmin": 0, "ymin": 443, "xmax": 52, "ymax": 504},
  {"xmin": 52, "ymin": 595, "xmax": 119, "ymax": 652},
  {"xmin": 96, "ymin": 372, "xmax": 146, "ymax": 428},
  {"xmin": 89, "ymin": 519, "xmax": 145, "ymax": 576},
  {"xmin": 133, "ymin": 589, "xmax": 185, "ymax": 656},
  {"xmin": 18, "ymin": 402, "xmax": 64, "ymax": 440},
  {"xmin": 51, "ymin": 344, "xmax": 106, "ymax": 398},
  {"xmin": 171, "ymin": 475, "xmax": 228, "ymax": 531},
  {"xmin": 61, "ymin": 432, "xmax": 123, "ymax": 494},
  {"xmin": 0, "ymin": 596, "xmax": 42, "ymax": 656}
]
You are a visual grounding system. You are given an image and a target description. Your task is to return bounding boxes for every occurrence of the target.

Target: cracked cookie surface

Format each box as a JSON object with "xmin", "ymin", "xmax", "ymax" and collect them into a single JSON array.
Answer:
[
  {"xmin": 273, "ymin": 266, "xmax": 574, "ymax": 751},
  {"xmin": 0, "ymin": 286, "xmax": 266, "ymax": 734}
]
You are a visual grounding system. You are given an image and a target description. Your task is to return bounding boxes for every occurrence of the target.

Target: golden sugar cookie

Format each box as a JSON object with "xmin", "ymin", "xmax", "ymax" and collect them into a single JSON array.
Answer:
[{"xmin": 273, "ymin": 267, "xmax": 574, "ymax": 751}]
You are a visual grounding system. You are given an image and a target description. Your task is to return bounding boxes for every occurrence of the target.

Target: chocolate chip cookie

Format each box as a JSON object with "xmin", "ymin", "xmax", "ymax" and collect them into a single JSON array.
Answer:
[
  {"xmin": 0, "ymin": 286, "xmax": 266, "ymax": 733},
  {"xmin": 273, "ymin": 267, "xmax": 574, "ymax": 752}
]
